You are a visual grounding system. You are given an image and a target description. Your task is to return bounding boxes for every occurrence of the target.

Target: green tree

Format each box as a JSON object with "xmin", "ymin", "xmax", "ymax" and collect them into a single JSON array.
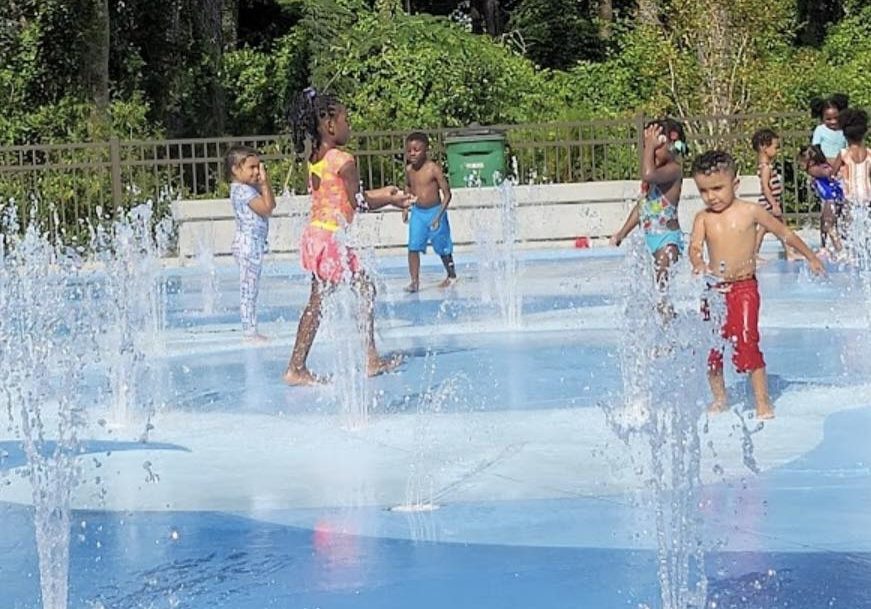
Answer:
[{"xmin": 507, "ymin": 0, "xmax": 603, "ymax": 69}]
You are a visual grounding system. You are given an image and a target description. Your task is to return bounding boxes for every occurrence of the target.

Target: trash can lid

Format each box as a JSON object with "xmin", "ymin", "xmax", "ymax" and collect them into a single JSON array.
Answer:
[{"xmin": 444, "ymin": 123, "xmax": 506, "ymax": 144}]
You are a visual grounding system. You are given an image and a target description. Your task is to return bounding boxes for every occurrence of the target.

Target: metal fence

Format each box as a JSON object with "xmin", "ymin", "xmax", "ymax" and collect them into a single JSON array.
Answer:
[{"xmin": 0, "ymin": 110, "xmax": 822, "ymax": 241}]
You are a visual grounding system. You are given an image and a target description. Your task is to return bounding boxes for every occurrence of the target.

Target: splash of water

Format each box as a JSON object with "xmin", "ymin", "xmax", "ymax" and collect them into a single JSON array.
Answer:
[
  {"xmin": 847, "ymin": 201, "xmax": 871, "ymax": 328},
  {"xmin": 194, "ymin": 239, "xmax": 219, "ymax": 316},
  {"xmin": 0, "ymin": 211, "xmax": 96, "ymax": 609},
  {"xmin": 473, "ymin": 177, "xmax": 522, "ymax": 328},
  {"xmin": 318, "ymin": 224, "xmax": 375, "ymax": 430},
  {"xmin": 606, "ymin": 233, "xmax": 722, "ymax": 609},
  {"xmin": 92, "ymin": 203, "xmax": 172, "ymax": 428}
]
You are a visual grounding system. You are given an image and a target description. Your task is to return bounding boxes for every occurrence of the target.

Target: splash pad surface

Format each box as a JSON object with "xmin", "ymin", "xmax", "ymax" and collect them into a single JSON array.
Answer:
[{"xmin": 2, "ymin": 249, "xmax": 870, "ymax": 609}]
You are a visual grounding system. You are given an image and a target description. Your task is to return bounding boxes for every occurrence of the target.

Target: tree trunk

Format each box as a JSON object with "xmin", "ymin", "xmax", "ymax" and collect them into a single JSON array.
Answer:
[
  {"xmin": 196, "ymin": 0, "xmax": 226, "ymax": 135},
  {"xmin": 82, "ymin": 0, "xmax": 111, "ymax": 129},
  {"xmin": 598, "ymin": 0, "xmax": 613, "ymax": 39},
  {"xmin": 222, "ymin": 0, "xmax": 239, "ymax": 50},
  {"xmin": 471, "ymin": 0, "xmax": 502, "ymax": 36}
]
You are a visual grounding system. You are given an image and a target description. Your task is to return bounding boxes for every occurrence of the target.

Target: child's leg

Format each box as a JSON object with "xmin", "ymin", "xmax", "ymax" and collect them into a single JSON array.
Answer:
[
  {"xmin": 284, "ymin": 276, "xmax": 326, "ymax": 385},
  {"xmin": 433, "ymin": 215, "xmax": 456, "ymax": 287},
  {"xmin": 653, "ymin": 244, "xmax": 679, "ymax": 290},
  {"xmin": 238, "ymin": 253, "xmax": 263, "ymax": 338},
  {"xmin": 438, "ymin": 255, "xmax": 457, "ymax": 287},
  {"xmin": 707, "ymin": 354, "xmax": 728, "ymax": 412},
  {"xmin": 353, "ymin": 272, "xmax": 402, "ymax": 376},
  {"xmin": 406, "ymin": 251, "xmax": 421, "ymax": 292},
  {"xmin": 748, "ymin": 367, "xmax": 774, "ymax": 419},
  {"xmin": 821, "ymin": 202, "xmax": 837, "ymax": 251}
]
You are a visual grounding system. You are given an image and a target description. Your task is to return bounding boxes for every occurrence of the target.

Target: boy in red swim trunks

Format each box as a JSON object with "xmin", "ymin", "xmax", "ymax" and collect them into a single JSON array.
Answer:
[{"xmin": 689, "ymin": 151, "xmax": 825, "ymax": 420}]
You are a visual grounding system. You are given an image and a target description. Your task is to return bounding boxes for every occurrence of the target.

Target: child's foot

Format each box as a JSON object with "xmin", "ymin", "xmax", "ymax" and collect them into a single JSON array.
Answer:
[
  {"xmin": 707, "ymin": 399, "xmax": 728, "ymax": 414},
  {"xmin": 367, "ymin": 353, "xmax": 405, "ymax": 377},
  {"xmin": 404, "ymin": 282, "xmax": 419, "ymax": 293},
  {"xmin": 283, "ymin": 368, "xmax": 328, "ymax": 386},
  {"xmin": 755, "ymin": 403, "xmax": 775, "ymax": 420},
  {"xmin": 438, "ymin": 277, "xmax": 458, "ymax": 288},
  {"xmin": 243, "ymin": 333, "xmax": 270, "ymax": 344}
]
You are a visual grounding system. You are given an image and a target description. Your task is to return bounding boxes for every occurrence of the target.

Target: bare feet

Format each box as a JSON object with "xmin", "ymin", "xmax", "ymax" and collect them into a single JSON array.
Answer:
[
  {"xmin": 243, "ymin": 333, "xmax": 270, "ymax": 344},
  {"xmin": 367, "ymin": 353, "xmax": 404, "ymax": 377},
  {"xmin": 404, "ymin": 282, "xmax": 419, "ymax": 293},
  {"xmin": 755, "ymin": 402, "xmax": 775, "ymax": 420},
  {"xmin": 708, "ymin": 399, "xmax": 728, "ymax": 415},
  {"xmin": 283, "ymin": 368, "xmax": 328, "ymax": 386},
  {"xmin": 438, "ymin": 277, "xmax": 458, "ymax": 289}
]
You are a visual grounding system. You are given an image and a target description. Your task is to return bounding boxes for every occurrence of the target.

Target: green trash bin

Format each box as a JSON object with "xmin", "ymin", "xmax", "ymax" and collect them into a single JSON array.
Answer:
[{"xmin": 444, "ymin": 127, "xmax": 506, "ymax": 188}]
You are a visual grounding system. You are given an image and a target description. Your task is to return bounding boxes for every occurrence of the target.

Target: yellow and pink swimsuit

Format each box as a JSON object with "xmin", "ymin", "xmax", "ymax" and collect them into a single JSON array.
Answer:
[{"xmin": 300, "ymin": 148, "xmax": 362, "ymax": 283}]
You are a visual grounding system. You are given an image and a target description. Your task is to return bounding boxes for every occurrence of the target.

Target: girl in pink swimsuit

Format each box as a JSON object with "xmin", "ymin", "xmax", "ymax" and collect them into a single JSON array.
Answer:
[{"xmin": 284, "ymin": 88, "xmax": 411, "ymax": 386}]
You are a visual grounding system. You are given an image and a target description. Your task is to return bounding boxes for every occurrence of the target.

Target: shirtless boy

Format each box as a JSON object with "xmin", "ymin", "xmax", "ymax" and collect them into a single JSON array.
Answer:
[
  {"xmin": 689, "ymin": 150, "xmax": 825, "ymax": 420},
  {"xmin": 403, "ymin": 132, "xmax": 456, "ymax": 293}
]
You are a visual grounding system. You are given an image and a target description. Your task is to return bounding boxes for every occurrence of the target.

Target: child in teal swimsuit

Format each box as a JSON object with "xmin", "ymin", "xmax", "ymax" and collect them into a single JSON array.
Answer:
[{"xmin": 611, "ymin": 118, "xmax": 687, "ymax": 288}]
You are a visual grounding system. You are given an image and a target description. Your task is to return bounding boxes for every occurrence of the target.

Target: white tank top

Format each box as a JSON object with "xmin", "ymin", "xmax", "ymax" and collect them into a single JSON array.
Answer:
[{"xmin": 840, "ymin": 148, "xmax": 871, "ymax": 204}]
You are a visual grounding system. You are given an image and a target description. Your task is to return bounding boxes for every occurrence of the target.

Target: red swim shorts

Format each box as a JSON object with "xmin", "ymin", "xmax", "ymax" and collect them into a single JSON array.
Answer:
[
  {"xmin": 706, "ymin": 277, "xmax": 766, "ymax": 374},
  {"xmin": 300, "ymin": 225, "xmax": 361, "ymax": 284}
]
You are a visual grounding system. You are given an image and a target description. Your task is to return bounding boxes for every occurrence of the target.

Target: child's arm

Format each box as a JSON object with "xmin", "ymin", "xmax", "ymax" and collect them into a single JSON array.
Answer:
[
  {"xmin": 828, "ymin": 152, "xmax": 844, "ymax": 177},
  {"xmin": 689, "ymin": 212, "xmax": 707, "ymax": 274},
  {"xmin": 609, "ymin": 205, "xmax": 640, "ymax": 246},
  {"xmin": 339, "ymin": 159, "xmax": 409, "ymax": 210},
  {"xmin": 758, "ymin": 163, "xmax": 781, "ymax": 216},
  {"xmin": 432, "ymin": 164, "xmax": 452, "ymax": 227},
  {"xmin": 248, "ymin": 163, "xmax": 277, "ymax": 218},
  {"xmin": 754, "ymin": 207, "xmax": 825, "ymax": 275},
  {"xmin": 402, "ymin": 166, "xmax": 412, "ymax": 222},
  {"xmin": 806, "ymin": 162, "xmax": 833, "ymax": 179}
]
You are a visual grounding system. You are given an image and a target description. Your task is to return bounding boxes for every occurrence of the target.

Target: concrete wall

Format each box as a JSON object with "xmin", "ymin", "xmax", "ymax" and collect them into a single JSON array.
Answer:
[{"xmin": 173, "ymin": 177, "xmax": 762, "ymax": 262}]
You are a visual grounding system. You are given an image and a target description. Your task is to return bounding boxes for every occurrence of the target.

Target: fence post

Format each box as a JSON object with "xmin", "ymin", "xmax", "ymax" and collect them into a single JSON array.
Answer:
[
  {"xmin": 635, "ymin": 111, "xmax": 645, "ymax": 170},
  {"xmin": 109, "ymin": 137, "xmax": 123, "ymax": 212}
]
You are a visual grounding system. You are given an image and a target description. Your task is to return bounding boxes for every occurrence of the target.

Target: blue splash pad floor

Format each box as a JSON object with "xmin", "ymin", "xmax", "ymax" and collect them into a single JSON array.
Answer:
[{"xmin": 3, "ymin": 249, "xmax": 871, "ymax": 609}]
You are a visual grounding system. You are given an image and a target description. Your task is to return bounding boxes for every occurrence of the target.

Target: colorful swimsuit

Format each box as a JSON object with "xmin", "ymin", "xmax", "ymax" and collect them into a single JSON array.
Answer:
[
  {"xmin": 230, "ymin": 182, "xmax": 269, "ymax": 336},
  {"xmin": 300, "ymin": 148, "xmax": 362, "ymax": 283},
  {"xmin": 639, "ymin": 184, "xmax": 683, "ymax": 254}
]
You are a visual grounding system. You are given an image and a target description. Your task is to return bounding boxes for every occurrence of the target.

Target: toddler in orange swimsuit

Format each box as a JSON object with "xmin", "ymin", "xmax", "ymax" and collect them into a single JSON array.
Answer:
[
  {"xmin": 284, "ymin": 88, "xmax": 411, "ymax": 385},
  {"xmin": 689, "ymin": 151, "xmax": 824, "ymax": 420}
]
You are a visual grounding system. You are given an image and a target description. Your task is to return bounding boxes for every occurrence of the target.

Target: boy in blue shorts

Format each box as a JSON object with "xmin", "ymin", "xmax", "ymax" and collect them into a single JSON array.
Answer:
[{"xmin": 403, "ymin": 132, "xmax": 456, "ymax": 292}]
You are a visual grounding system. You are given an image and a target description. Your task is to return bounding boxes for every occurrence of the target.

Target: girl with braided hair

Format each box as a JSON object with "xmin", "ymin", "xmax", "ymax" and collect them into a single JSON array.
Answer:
[{"xmin": 284, "ymin": 88, "xmax": 411, "ymax": 386}]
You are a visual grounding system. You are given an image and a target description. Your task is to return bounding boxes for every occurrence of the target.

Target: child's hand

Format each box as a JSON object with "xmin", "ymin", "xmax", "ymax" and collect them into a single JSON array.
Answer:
[
  {"xmin": 608, "ymin": 234, "xmax": 622, "ymax": 247},
  {"xmin": 771, "ymin": 203, "xmax": 783, "ymax": 218},
  {"xmin": 644, "ymin": 124, "xmax": 664, "ymax": 148},
  {"xmin": 692, "ymin": 263, "xmax": 706, "ymax": 276},
  {"xmin": 258, "ymin": 162, "xmax": 268, "ymax": 183},
  {"xmin": 808, "ymin": 256, "xmax": 826, "ymax": 276},
  {"xmin": 390, "ymin": 189, "xmax": 413, "ymax": 208},
  {"xmin": 431, "ymin": 216, "xmax": 440, "ymax": 230}
]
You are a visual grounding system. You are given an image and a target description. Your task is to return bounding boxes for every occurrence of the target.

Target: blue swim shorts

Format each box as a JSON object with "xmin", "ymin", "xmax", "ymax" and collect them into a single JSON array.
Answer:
[{"xmin": 408, "ymin": 204, "xmax": 453, "ymax": 256}]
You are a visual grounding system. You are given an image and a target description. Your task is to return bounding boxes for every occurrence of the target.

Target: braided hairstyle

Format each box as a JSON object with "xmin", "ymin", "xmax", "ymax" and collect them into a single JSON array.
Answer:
[{"xmin": 288, "ymin": 87, "xmax": 343, "ymax": 160}]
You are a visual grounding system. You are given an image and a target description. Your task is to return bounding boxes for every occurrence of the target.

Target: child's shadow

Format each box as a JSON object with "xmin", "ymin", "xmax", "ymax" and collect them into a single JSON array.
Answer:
[{"xmin": 730, "ymin": 374, "xmax": 800, "ymax": 412}]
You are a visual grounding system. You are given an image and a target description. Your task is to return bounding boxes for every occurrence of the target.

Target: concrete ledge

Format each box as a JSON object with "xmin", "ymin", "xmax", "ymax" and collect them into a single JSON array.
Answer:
[{"xmin": 173, "ymin": 178, "xmax": 762, "ymax": 261}]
